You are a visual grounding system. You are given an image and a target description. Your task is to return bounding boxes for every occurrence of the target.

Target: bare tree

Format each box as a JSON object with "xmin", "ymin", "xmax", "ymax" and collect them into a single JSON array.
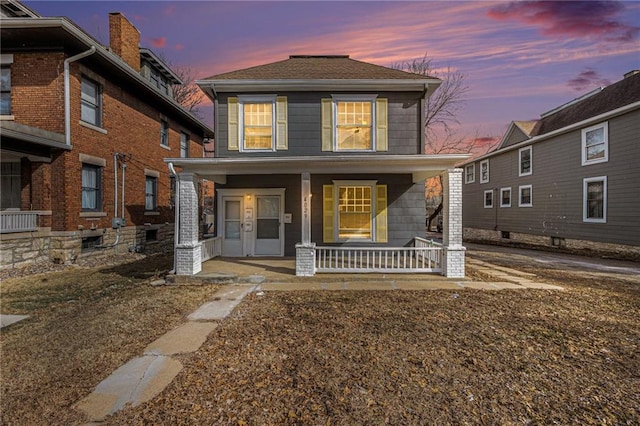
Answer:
[{"xmin": 171, "ymin": 63, "xmax": 205, "ymax": 118}]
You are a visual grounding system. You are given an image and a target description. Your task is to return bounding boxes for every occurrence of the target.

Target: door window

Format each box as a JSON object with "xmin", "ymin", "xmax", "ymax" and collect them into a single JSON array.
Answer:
[
  {"xmin": 224, "ymin": 200, "xmax": 241, "ymax": 239},
  {"xmin": 256, "ymin": 196, "xmax": 280, "ymax": 239}
]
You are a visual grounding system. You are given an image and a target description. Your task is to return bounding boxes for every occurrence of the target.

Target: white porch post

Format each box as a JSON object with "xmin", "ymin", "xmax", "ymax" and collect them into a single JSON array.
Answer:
[
  {"xmin": 296, "ymin": 172, "xmax": 315, "ymax": 276},
  {"xmin": 175, "ymin": 172, "xmax": 202, "ymax": 275},
  {"xmin": 441, "ymin": 168, "xmax": 465, "ymax": 277}
]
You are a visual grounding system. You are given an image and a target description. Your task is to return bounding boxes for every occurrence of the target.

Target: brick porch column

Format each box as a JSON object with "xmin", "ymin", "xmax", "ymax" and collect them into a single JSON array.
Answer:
[
  {"xmin": 175, "ymin": 172, "xmax": 201, "ymax": 275},
  {"xmin": 442, "ymin": 168, "xmax": 465, "ymax": 277}
]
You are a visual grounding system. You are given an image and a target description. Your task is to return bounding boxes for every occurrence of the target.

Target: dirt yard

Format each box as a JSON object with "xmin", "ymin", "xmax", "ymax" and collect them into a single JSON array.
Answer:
[{"xmin": 1, "ymin": 250, "xmax": 639, "ymax": 425}]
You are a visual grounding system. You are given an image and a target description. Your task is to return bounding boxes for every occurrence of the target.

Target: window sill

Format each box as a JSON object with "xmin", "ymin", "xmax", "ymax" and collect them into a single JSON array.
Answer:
[
  {"xmin": 0, "ymin": 115, "xmax": 15, "ymax": 121},
  {"xmin": 79, "ymin": 121, "xmax": 108, "ymax": 134},
  {"xmin": 80, "ymin": 211, "xmax": 107, "ymax": 218},
  {"xmin": 160, "ymin": 144, "xmax": 171, "ymax": 151},
  {"xmin": 144, "ymin": 211, "xmax": 160, "ymax": 216},
  {"xmin": 582, "ymin": 158, "xmax": 608, "ymax": 166}
]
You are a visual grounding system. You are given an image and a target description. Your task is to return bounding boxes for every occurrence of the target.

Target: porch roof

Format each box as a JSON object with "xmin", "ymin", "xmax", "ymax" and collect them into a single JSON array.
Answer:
[{"xmin": 165, "ymin": 154, "xmax": 470, "ymax": 183}]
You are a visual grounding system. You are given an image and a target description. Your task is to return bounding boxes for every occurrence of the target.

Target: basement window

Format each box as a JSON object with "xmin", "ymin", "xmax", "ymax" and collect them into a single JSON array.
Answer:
[
  {"xmin": 501, "ymin": 231, "xmax": 510, "ymax": 239},
  {"xmin": 551, "ymin": 237, "xmax": 565, "ymax": 247},
  {"xmin": 81, "ymin": 235, "xmax": 102, "ymax": 252},
  {"xmin": 145, "ymin": 229, "xmax": 158, "ymax": 242}
]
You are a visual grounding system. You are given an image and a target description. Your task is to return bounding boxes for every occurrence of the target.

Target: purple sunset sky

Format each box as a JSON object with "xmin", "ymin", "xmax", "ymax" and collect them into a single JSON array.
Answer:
[{"xmin": 25, "ymin": 1, "xmax": 640, "ymax": 150}]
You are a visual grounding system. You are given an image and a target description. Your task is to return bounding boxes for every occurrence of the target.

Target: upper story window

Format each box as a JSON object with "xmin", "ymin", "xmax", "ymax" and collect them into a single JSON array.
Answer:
[
  {"xmin": 81, "ymin": 77, "xmax": 102, "ymax": 127},
  {"xmin": 0, "ymin": 66, "xmax": 11, "ymax": 115},
  {"xmin": 480, "ymin": 159, "xmax": 489, "ymax": 183},
  {"xmin": 583, "ymin": 176, "xmax": 607, "ymax": 223},
  {"xmin": 519, "ymin": 146, "xmax": 532, "ymax": 176},
  {"xmin": 180, "ymin": 132, "xmax": 190, "ymax": 157},
  {"xmin": 464, "ymin": 164, "xmax": 475, "ymax": 184},
  {"xmin": 322, "ymin": 96, "xmax": 388, "ymax": 152},
  {"xmin": 227, "ymin": 95, "xmax": 288, "ymax": 152},
  {"xmin": 150, "ymin": 68, "xmax": 169, "ymax": 96},
  {"xmin": 519, "ymin": 185, "xmax": 532, "ymax": 207},
  {"xmin": 81, "ymin": 163, "xmax": 102, "ymax": 212},
  {"xmin": 582, "ymin": 122, "xmax": 608, "ymax": 165},
  {"xmin": 160, "ymin": 120, "xmax": 169, "ymax": 147}
]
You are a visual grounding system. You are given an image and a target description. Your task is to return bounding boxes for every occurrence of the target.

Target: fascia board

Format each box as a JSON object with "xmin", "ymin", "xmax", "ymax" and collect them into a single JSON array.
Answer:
[{"xmin": 196, "ymin": 79, "xmax": 440, "ymax": 94}]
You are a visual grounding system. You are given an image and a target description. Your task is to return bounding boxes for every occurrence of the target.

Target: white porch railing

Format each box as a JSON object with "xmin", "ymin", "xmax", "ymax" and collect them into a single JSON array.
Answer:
[
  {"xmin": 0, "ymin": 211, "xmax": 39, "ymax": 233},
  {"xmin": 200, "ymin": 236, "xmax": 222, "ymax": 262},
  {"xmin": 315, "ymin": 237, "xmax": 442, "ymax": 273}
]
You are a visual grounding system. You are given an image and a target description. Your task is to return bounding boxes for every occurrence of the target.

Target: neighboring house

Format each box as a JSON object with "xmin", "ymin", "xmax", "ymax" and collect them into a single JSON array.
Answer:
[
  {"xmin": 0, "ymin": 1, "xmax": 213, "ymax": 268},
  {"xmin": 461, "ymin": 71, "xmax": 640, "ymax": 259},
  {"xmin": 167, "ymin": 55, "xmax": 469, "ymax": 277}
]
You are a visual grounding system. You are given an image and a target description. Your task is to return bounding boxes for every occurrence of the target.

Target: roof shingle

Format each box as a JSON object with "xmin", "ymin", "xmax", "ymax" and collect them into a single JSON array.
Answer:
[{"xmin": 204, "ymin": 55, "xmax": 436, "ymax": 81}]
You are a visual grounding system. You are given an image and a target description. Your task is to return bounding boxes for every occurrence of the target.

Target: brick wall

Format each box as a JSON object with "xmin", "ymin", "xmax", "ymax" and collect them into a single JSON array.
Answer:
[{"xmin": 108, "ymin": 12, "xmax": 141, "ymax": 72}]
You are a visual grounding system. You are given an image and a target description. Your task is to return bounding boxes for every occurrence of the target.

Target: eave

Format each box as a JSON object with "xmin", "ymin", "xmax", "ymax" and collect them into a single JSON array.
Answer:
[{"xmin": 166, "ymin": 154, "xmax": 470, "ymax": 184}]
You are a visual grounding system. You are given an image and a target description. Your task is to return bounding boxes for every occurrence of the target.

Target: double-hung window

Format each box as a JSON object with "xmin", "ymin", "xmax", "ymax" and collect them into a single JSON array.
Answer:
[
  {"xmin": 81, "ymin": 77, "xmax": 102, "ymax": 127},
  {"xmin": 500, "ymin": 187, "xmax": 511, "ymax": 207},
  {"xmin": 323, "ymin": 181, "xmax": 387, "ymax": 243},
  {"xmin": 180, "ymin": 132, "xmax": 189, "ymax": 157},
  {"xmin": 583, "ymin": 176, "xmax": 607, "ymax": 223},
  {"xmin": 464, "ymin": 164, "xmax": 475, "ymax": 184},
  {"xmin": 582, "ymin": 122, "xmax": 608, "ymax": 165},
  {"xmin": 145, "ymin": 176, "xmax": 158, "ymax": 211},
  {"xmin": 0, "ymin": 161, "xmax": 20, "ymax": 209},
  {"xmin": 519, "ymin": 146, "xmax": 532, "ymax": 176},
  {"xmin": 227, "ymin": 95, "xmax": 288, "ymax": 152},
  {"xmin": 160, "ymin": 120, "xmax": 169, "ymax": 147},
  {"xmin": 82, "ymin": 163, "xmax": 102, "ymax": 211},
  {"xmin": 480, "ymin": 160, "xmax": 489, "ymax": 183},
  {"xmin": 483, "ymin": 190, "xmax": 494, "ymax": 208},
  {"xmin": 519, "ymin": 185, "xmax": 532, "ymax": 207},
  {"xmin": 1, "ymin": 65, "xmax": 11, "ymax": 115},
  {"xmin": 322, "ymin": 95, "xmax": 388, "ymax": 152}
]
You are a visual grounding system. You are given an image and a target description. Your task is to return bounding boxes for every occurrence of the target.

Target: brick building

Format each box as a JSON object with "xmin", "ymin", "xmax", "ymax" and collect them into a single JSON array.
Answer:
[{"xmin": 0, "ymin": 1, "xmax": 213, "ymax": 267}]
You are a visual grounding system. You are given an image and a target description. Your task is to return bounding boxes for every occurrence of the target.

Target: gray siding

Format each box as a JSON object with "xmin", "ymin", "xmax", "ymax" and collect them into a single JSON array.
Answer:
[
  {"xmin": 463, "ymin": 109, "xmax": 640, "ymax": 246},
  {"xmin": 220, "ymin": 173, "xmax": 425, "ymax": 255},
  {"xmin": 216, "ymin": 92, "xmax": 423, "ymax": 157}
]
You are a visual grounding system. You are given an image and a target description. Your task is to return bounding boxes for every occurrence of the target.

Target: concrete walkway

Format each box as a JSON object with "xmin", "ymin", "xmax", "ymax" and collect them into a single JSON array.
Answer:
[
  {"xmin": 0, "ymin": 314, "xmax": 29, "ymax": 329},
  {"xmin": 74, "ymin": 258, "xmax": 562, "ymax": 422}
]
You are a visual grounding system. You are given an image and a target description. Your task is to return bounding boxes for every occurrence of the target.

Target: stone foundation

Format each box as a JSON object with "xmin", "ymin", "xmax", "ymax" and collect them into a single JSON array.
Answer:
[
  {"xmin": 0, "ymin": 224, "xmax": 175, "ymax": 269},
  {"xmin": 464, "ymin": 227, "xmax": 640, "ymax": 261}
]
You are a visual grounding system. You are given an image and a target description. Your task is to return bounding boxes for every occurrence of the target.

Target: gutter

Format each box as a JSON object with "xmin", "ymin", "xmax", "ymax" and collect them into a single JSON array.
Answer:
[
  {"xmin": 64, "ymin": 46, "xmax": 96, "ymax": 145},
  {"xmin": 462, "ymin": 100, "xmax": 640, "ymax": 166}
]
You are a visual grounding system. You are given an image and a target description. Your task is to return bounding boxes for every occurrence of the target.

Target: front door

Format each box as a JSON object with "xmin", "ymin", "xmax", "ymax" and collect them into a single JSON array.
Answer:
[
  {"xmin": 255, "ymin": 195, "xmax": 281, "ymax": 256},
  {"xmin": 222, "ymin": 197, "xmax": 243, "ymax": 256}
]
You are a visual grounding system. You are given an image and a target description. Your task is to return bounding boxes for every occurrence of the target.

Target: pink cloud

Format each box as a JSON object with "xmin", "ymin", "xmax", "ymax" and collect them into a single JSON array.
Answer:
[
  {"xmin": 163, "ymin": 5, "xmax": 176, "ymax": 17},
  {"xmin": 487, "ymin": 1, "xmax": 639, "ymax": 42},
  {"xmin": 174, "ymin": 43, "xmax": 184, "ymax": 51},
  {"xmin": 150, "ymin": 37, "xmax": 166, "ymax": 48},
  {"xmin": 567, "ymin": 68, "xmax": 611, "ymax": 92}
]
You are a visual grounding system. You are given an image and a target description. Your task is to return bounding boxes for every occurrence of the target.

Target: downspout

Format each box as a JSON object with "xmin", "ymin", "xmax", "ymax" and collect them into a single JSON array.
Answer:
[
  {"xmin": 121, "ymin": 160, "xmax": 126, "ymax": 220},
  {"xmin": 168, "ymin": 162, "xmax": 179, "ymax": 273},
  {"xmin": 96, "ymin": 152, "xmax": 121, "ymax": 249},
  {"xmin": 64, "ymin": 46, "xmax": 96, "ymax": 145}
]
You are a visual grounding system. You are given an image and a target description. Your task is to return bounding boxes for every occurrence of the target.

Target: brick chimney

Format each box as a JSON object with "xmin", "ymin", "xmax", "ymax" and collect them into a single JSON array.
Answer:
[{"xmin": 109, "ymin": 12, "xmax": 140, "ymax": 72}]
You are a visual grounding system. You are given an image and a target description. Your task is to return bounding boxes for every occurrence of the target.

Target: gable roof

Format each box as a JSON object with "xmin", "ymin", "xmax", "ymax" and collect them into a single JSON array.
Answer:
[
  {"xmin": 206, "ymin": 55, "xmax": 436, "ymax": 81},
  {"xmin": 533, "ymin": 71, "xmax": 640, "ymax": 135},
  {"xmin": 198, "ymin": 55, "xmax": 441, "ymax": 96}
]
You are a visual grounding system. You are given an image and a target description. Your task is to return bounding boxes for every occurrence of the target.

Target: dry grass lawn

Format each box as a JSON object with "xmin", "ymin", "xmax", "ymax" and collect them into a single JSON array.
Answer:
[{"xmin": 1, "ymin": 252, "xmax": 639, "ymax": 425}]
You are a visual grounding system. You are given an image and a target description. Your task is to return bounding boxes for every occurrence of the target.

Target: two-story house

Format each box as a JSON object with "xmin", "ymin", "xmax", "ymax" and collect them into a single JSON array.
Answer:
[
  {"xmin": 167, "ymin": 55, "xmax": 469, "ymax": 277},
  {"xmin": 461, "ymin": 71, "xmax": 640, "ymax": 259},
  {"xmin": 0, "ymin": 1, "xmax": 213, "ymax": 267}
]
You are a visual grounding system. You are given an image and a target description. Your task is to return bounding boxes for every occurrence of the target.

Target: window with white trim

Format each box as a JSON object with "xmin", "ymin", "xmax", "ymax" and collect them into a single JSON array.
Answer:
[
  {"xmin": 323, "ymin": 180, "xmax": 387, "ymax": 243},
  {"xmin": 480, "ymin": 159, "xmax": 489, "ymax": 183},
  {"xmin": 483, "ymin": 189, "xmax": 494, "ymax": 208},
  {"xmin": 465, "ymin": 164, "xmax": 475, "ymax": 184},
  {"xmin": 180, "ymin": 132, "xmax": 189, "ymax": 157},
  {"xmin": 322, "ymin": 95, "xmax": 387, "ymax": 152},
  {"xmin": 519, "ymin": 185, "xmax": 532, "ymax": 207},
  {"xmin": 82, "ymin": 163, "xmax": 102, "ymax": 211},
  {"xmin": 227, "ymin": 95, "xmax": 287, "ymax": 152},
  {"xmin": 81, "ymin": 77, "xmax": 102, "ymax": 127},
  {"xmin": 500, "ymin": 187, "xmax": 511, "ymax": 207},
  {"xmin": 519, "ymin": 146, "xmax": 532, "ymax": 176},
  {"xmin": 0, "ymin": 66, "xmax": 11, "ymax": 115},
  {"xmin": 583, "ymin": 176, "xmax": 607, "ymax": 223},
  {"xmin": 582, "ymin": 122, "xmax": 608, "ymax": 165}
]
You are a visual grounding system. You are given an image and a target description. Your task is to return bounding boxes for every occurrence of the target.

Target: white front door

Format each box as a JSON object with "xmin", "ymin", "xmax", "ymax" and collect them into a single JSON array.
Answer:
[
  {"xmin": 222, "ymin": 197, "xmax": 243, "ymax": 256},
  {"xmin": 255, "ymin": 195, "xmax": 282, "ymax": 256}
]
